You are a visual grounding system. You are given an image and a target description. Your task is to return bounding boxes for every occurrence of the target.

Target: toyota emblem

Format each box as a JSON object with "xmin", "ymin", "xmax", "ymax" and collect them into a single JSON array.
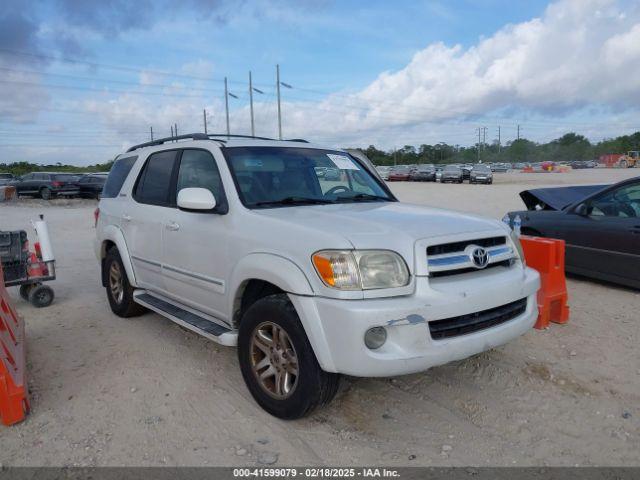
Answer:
[{"xmin": 471, "ymin": 247, "xmax": 489, "ymax": 269}]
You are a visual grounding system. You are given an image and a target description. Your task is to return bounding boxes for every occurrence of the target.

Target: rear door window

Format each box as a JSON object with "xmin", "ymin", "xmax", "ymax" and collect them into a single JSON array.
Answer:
[
  {"xmin": 134, "ymin": 151, "xmax": 178, "ymax": 206},
  {"xmin": 102, "ymin": 156, "xmax": 138, "ymax": 198}
]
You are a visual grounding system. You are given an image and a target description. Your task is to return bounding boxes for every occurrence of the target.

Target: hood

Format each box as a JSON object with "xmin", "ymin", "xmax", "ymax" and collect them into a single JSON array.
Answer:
[
  {"xmin": 519, "ymin": 184, "xmax": 608, "ymax": 211},
  {"xmin": 256, "ymin": 201, "xmax": 503, "ymax": 250}
]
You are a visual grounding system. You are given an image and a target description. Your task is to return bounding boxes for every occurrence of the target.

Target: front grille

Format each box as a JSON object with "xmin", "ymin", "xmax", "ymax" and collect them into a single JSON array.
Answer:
[
  {"xmin": 427, "ymin": 236, "xmax": 506, "ymax": 256},
  {"xmin": 430, "ymin": 259, "xmax": 512, "ymax": 278},
  {"xmin": 428, "ymin": 298, "xmax": 527, "ymax": 340}
]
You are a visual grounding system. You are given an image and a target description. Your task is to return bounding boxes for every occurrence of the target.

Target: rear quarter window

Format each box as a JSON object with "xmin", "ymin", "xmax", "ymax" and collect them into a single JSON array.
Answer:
[{"xmin": 102, "ymin": 156, "xmax": 138, "ymax": 198}]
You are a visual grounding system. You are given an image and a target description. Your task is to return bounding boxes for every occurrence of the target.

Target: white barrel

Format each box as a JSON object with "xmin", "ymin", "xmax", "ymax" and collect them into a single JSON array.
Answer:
[{"xmin": 33, "ymin": 218, "xmax": 55, "ymax": 262}]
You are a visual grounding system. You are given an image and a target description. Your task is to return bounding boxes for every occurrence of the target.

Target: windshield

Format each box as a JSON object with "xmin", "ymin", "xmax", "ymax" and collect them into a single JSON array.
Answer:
[
  {"xmin": 444, "ymin": 165, "xmax": 460, "ymax": 172},
  {"xmin": 392, "ymin": 165, "xmax": 410, "ymax": 172},
  {"xmin": 418, "ymin": 165, "xmax": 435, "ymax": 172},
  {"xmin": 473, "ymin": 164, "xmax": 491, "ymax": 172},
  {"xmin": 224, "ymin": 147, "xmax": 393, "ymax": 208}
]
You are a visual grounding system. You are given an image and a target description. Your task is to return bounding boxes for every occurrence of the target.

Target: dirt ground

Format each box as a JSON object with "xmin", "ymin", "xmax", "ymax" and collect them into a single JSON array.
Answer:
[{"xmin": 1, "ymin": 168, "xmax": 639, "ymax": 467}]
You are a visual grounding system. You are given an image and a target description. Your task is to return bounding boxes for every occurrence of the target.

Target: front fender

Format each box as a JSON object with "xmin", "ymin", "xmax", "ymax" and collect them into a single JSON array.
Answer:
[
  {"xmin": 99, "ymin": 225, "xmax": 137, "ymax": 288},
  {"xmin": 228, "ymin": 253, "xmax": 315, "ymax": 310}
]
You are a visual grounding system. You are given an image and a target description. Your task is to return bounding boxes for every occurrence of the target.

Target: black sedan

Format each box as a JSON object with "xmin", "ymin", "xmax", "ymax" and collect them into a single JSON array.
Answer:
[
  {"xmin": 77, "ymin": 173, "xmax": 108, "ymax": 199},
  {"xmin": 504, "ymin": 176, "xmax": 640, "ymax": 288}
]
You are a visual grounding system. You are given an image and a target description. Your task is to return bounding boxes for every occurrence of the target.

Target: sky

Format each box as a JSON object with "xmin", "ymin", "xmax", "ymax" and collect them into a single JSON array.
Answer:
[{"xmin": 1, "ymin": 0, "xmax": 640, "ymax": 165}]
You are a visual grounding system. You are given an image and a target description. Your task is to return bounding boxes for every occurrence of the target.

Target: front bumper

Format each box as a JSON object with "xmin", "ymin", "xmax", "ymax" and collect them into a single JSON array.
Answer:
[{"xmin": 289, "ymin": 265, "xmax": 540, "ymax": 377}]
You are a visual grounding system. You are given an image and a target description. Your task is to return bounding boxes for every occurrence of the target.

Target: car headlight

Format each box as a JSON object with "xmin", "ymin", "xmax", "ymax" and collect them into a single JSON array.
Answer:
[
  {"xmin": 312, "ymin": 250, "xmax": 410, "ymax": 290},
  {"xmin": 509, "ymin": 230, "xmax": 525, "ymax": 265}
]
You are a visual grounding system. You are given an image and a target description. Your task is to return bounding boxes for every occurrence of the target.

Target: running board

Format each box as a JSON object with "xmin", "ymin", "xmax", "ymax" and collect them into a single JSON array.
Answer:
[{"xmin": 133, "ymin": 292, "xmax": 237, "ymax": 346}]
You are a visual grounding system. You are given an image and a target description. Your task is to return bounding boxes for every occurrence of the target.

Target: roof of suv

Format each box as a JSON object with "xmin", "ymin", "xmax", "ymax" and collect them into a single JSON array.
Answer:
[{"xmin": 120, "ymin": 133, "xmax": 341, "ymax": 159}]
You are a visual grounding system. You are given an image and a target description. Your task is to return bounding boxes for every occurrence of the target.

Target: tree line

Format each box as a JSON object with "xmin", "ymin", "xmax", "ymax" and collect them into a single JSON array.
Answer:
[
  {"xmin": 358, "ymin": 131, "xmax": 640, "ymax": 166},
  {"xmin": 1, "ymin": 130, "xmax": 639, "ymax": 174}
]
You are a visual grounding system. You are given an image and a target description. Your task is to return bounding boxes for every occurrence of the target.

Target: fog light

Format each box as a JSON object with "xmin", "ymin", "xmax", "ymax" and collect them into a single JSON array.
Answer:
[{"xmin": 364, "ymin": 326, "xmax": 387, "ymax": 350}]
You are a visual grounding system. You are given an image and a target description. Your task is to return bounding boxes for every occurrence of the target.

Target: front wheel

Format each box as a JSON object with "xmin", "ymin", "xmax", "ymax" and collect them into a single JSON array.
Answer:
[{"xmin": 238, "ymin": 294, "xmax": 340, "ymax": 419}]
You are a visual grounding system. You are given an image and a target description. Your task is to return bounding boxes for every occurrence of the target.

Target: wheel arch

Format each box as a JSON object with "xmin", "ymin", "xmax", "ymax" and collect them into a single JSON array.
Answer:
[
  {"xmin": 99, "ymin": 225, "xmax": 137, "ymax": 288},
  {"xmin": 228, "ymin": 253, "xmax": 315, "ymax": 328}
]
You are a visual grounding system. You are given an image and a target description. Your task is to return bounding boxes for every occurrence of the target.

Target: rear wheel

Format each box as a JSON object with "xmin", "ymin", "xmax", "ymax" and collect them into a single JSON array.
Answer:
[
  {"xmin": 104, "ymin": 248, "xmax": 146, "ymax": 317},
  {"xmin": 238, "ymin": 294, "xmax": 340, "ymax": 419},
  {"xmin": 40, "ymin": 187, "xmax": 52, "ymax": 200}
]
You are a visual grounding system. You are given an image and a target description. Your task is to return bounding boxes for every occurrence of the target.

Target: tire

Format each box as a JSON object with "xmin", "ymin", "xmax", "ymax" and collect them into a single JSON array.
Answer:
[
  {"xmin": 19, "ymin": 284, "xmax": 33, "ymax": 301},
  {"xmin": 28, "ymin": 284, "xmax": 54, "ymax": 308},
  {"xmin": 40, "ymin": 187, "xmax": 52, "ymax": 200},
  {"xmin": 238, "ymin": 294, "xmax": 340, "ymax": 419},
  {"xmin": 104, "ymin": 248, "xmax": 146, "ymax": 318}
]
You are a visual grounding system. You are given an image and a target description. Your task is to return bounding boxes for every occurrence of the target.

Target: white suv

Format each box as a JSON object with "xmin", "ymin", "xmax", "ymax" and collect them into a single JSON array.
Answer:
[{"xmin": 95, "ymin": 133, "xmax": 540, "ymax": 419}]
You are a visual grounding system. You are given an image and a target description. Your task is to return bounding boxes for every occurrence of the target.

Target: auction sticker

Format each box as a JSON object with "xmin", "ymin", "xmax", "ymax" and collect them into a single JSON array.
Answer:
[{"xmin": 327, "ymin": 154, "xmax": 359, "ymax": 170}]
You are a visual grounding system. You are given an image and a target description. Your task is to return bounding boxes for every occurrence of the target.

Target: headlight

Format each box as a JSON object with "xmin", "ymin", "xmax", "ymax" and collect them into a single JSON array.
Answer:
[
  {"xmin": 312, "ymin": 250, "xmax": 410, "ymax": 290},
  {"xmin": 509, "ymin": 230, "xmax": 525, "ymax": 264}
]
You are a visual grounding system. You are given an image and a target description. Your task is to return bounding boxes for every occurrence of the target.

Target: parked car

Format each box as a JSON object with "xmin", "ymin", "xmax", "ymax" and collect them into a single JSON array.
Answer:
[
  {"xmin": 435, "ymin": 166, "xmax": 443, "ymax": 182},
  {"xmin": 441, "ymin": 165, "xmax": 463, "ymax": 183},
  {"xmin": 387, "ymin": 165, "xmax": 411, "ymax": 181},
  {"xmin": 11, "ymin": 172, "xmax": 80, "ymax": 199},
  {"xmin": 95, "ymin": 133, "xmax": 539, "ymax": 419},
  {"xmin": 469, "ymin": 164, "xmax": 493, "ymax": 184},
  {"xmin": 0, "ymin": 173, "xmax": 15, "ymax": 186},
  {"xmin": 504, "ymin": 176, "xmax": 640, "ymax": 288},
  {"xmin": 461, "ymin": 166, "xmax": 472, "ymax": 181},
  {"xmin": 78, "ymin": 173, "xmax": 108, "ymax": 199},
  {"xmin": 375, "ymin": 166, "xmax": 391, "ymax": 181},
  {"xmin": 409, "ymin": 164, "xmax": 436, "ymax": 182}
]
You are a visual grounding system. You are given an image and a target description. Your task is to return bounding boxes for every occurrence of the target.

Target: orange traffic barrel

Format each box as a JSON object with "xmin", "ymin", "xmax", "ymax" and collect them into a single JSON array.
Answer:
[
  {"xmin": 519, "ymin": 235, "xmax": 570, "ymax": 329},
  {"xmin": 0, "ymin": 265, "xmax": 30, "ymax": 426}
]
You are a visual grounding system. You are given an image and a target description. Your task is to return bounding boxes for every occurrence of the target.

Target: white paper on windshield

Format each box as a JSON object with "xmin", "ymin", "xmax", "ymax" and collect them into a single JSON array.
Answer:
[{"xmin": 327, "ymin": 154, "xmax": 359, "ymax": 170}]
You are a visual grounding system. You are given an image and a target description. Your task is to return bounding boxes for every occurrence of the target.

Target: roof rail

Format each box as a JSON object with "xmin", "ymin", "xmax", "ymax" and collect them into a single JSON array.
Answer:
[
  {"xmin": 207, "ymin": 133, "xmax": 276, "ymax": 141},
  {"xmin": 126, "ymin": 132, "xmax": 310, "ymax": 153},
  {"xmin": 208, "ymin": 134, "xmax": 309, "ymax": 143},
  {"xmin": 126, "ymin": 133, "xmax": 212, "ymax": 152}
]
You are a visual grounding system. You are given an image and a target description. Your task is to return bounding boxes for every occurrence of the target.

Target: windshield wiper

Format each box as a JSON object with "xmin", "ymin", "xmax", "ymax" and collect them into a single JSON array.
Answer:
[
  {"xmin": 335, "ymin": 193, "xmax": 389, "ymax": 203},
  {"xmin": 253, "ymin": 196, "xmax": 334, "ymax": 207}
]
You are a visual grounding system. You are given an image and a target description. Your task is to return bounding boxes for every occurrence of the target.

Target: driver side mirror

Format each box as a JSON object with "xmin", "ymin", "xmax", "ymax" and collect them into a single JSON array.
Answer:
[
  {"xmin": 177, "ymin": 188, "xmax": 216, "ymax": 211},
  {"xmin": 574, "ymin": 203, "xmax": 589, "ymax": 216}
]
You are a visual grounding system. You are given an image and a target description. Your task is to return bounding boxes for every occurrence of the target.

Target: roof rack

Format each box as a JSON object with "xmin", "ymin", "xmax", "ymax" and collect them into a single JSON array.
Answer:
[
  {"xmin": 126, "ymin": 132, "xmax": 309, "ymax": 153},
  {"xmin": 208, "ymin": 134, "xmax": 308, "ymax": 143},
  {"xmin": 126, "ymin": 133, "xmax": 213, "ymax": 152}
]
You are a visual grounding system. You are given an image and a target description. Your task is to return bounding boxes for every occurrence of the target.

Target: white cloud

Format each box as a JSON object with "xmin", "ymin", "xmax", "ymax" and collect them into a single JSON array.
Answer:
[{"xmin": 273, "ymin": 0, "xmax": 640, "ymax": 147}]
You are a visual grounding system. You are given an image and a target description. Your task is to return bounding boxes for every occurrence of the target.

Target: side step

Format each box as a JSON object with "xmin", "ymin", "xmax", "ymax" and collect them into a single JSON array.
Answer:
[{"xmin": 133, "ymin": 292, "xmax": 238, "ymax": 346}]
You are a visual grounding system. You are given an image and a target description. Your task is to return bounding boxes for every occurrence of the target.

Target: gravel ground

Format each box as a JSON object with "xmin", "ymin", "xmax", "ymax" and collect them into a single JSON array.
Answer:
[{"xmin": 1, "ymin": 168, "xmax": 639, "ymax": 467}]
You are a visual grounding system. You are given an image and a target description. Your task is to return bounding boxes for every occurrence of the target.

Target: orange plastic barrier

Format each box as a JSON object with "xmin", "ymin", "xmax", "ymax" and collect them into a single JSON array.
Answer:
[
  {"xmin": 0, "ymin": 264, "xmax": 30, "ymax": 426},
  {"xmin": 519, "ymin": 235, "xmax": 570, "ymax": 329}
]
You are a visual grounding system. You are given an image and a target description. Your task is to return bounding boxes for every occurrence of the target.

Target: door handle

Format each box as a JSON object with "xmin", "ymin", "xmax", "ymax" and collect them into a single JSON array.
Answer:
[
  {"xmin": 122, "ymin": 214, "xmax": 132, "ymax": 222},
  {"xmin": 630, "ymin": 226, "xmax": 640, "ymax": 234},
  {"xmin": 166, "ymin": 221, "xmax": 180, "ymax": 231}
]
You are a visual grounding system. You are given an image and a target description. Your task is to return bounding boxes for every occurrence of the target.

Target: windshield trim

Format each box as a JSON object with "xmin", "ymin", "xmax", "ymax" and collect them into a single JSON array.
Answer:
[{"xmin": 221, "ymin": 146, "xmax": 397, "ymax": 209}]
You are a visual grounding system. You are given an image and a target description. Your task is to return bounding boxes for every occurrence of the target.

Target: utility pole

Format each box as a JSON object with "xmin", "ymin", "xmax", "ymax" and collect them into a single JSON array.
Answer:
[
  {"xmin": 171, "ymin": 125, "xmax": 174, "ymax": 140},
  {"xmin": 498, "ymin": 126, "xmax": 501, "ymax": 153},
  {"xmin": 477, "ymin": 127, "xmax": 481, "ymax": 163},
  {"xmin": 203, "ymin": 109, "xmax": 208, "ymax": 134},
  {"xmin": 174, "ymin": 123, "xmax": 178, "ymax": 139},
  {"xmin": 249, "ymin": 71, "xmax": 255, "ymax": 137},
  {"xmin": 225, "ymin": 77, "xmax": 230, "ymax": 136},
  {"xmin": 150, "ymin": 126, "xmax": 153, "ymax": 141},
  {"xmin": 517, "ymin": 124, "xmax": 520, "ymax": 140},
  {"xmin": 276, "ymin": 64, "xmax": 282, "ymax": 140}
]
